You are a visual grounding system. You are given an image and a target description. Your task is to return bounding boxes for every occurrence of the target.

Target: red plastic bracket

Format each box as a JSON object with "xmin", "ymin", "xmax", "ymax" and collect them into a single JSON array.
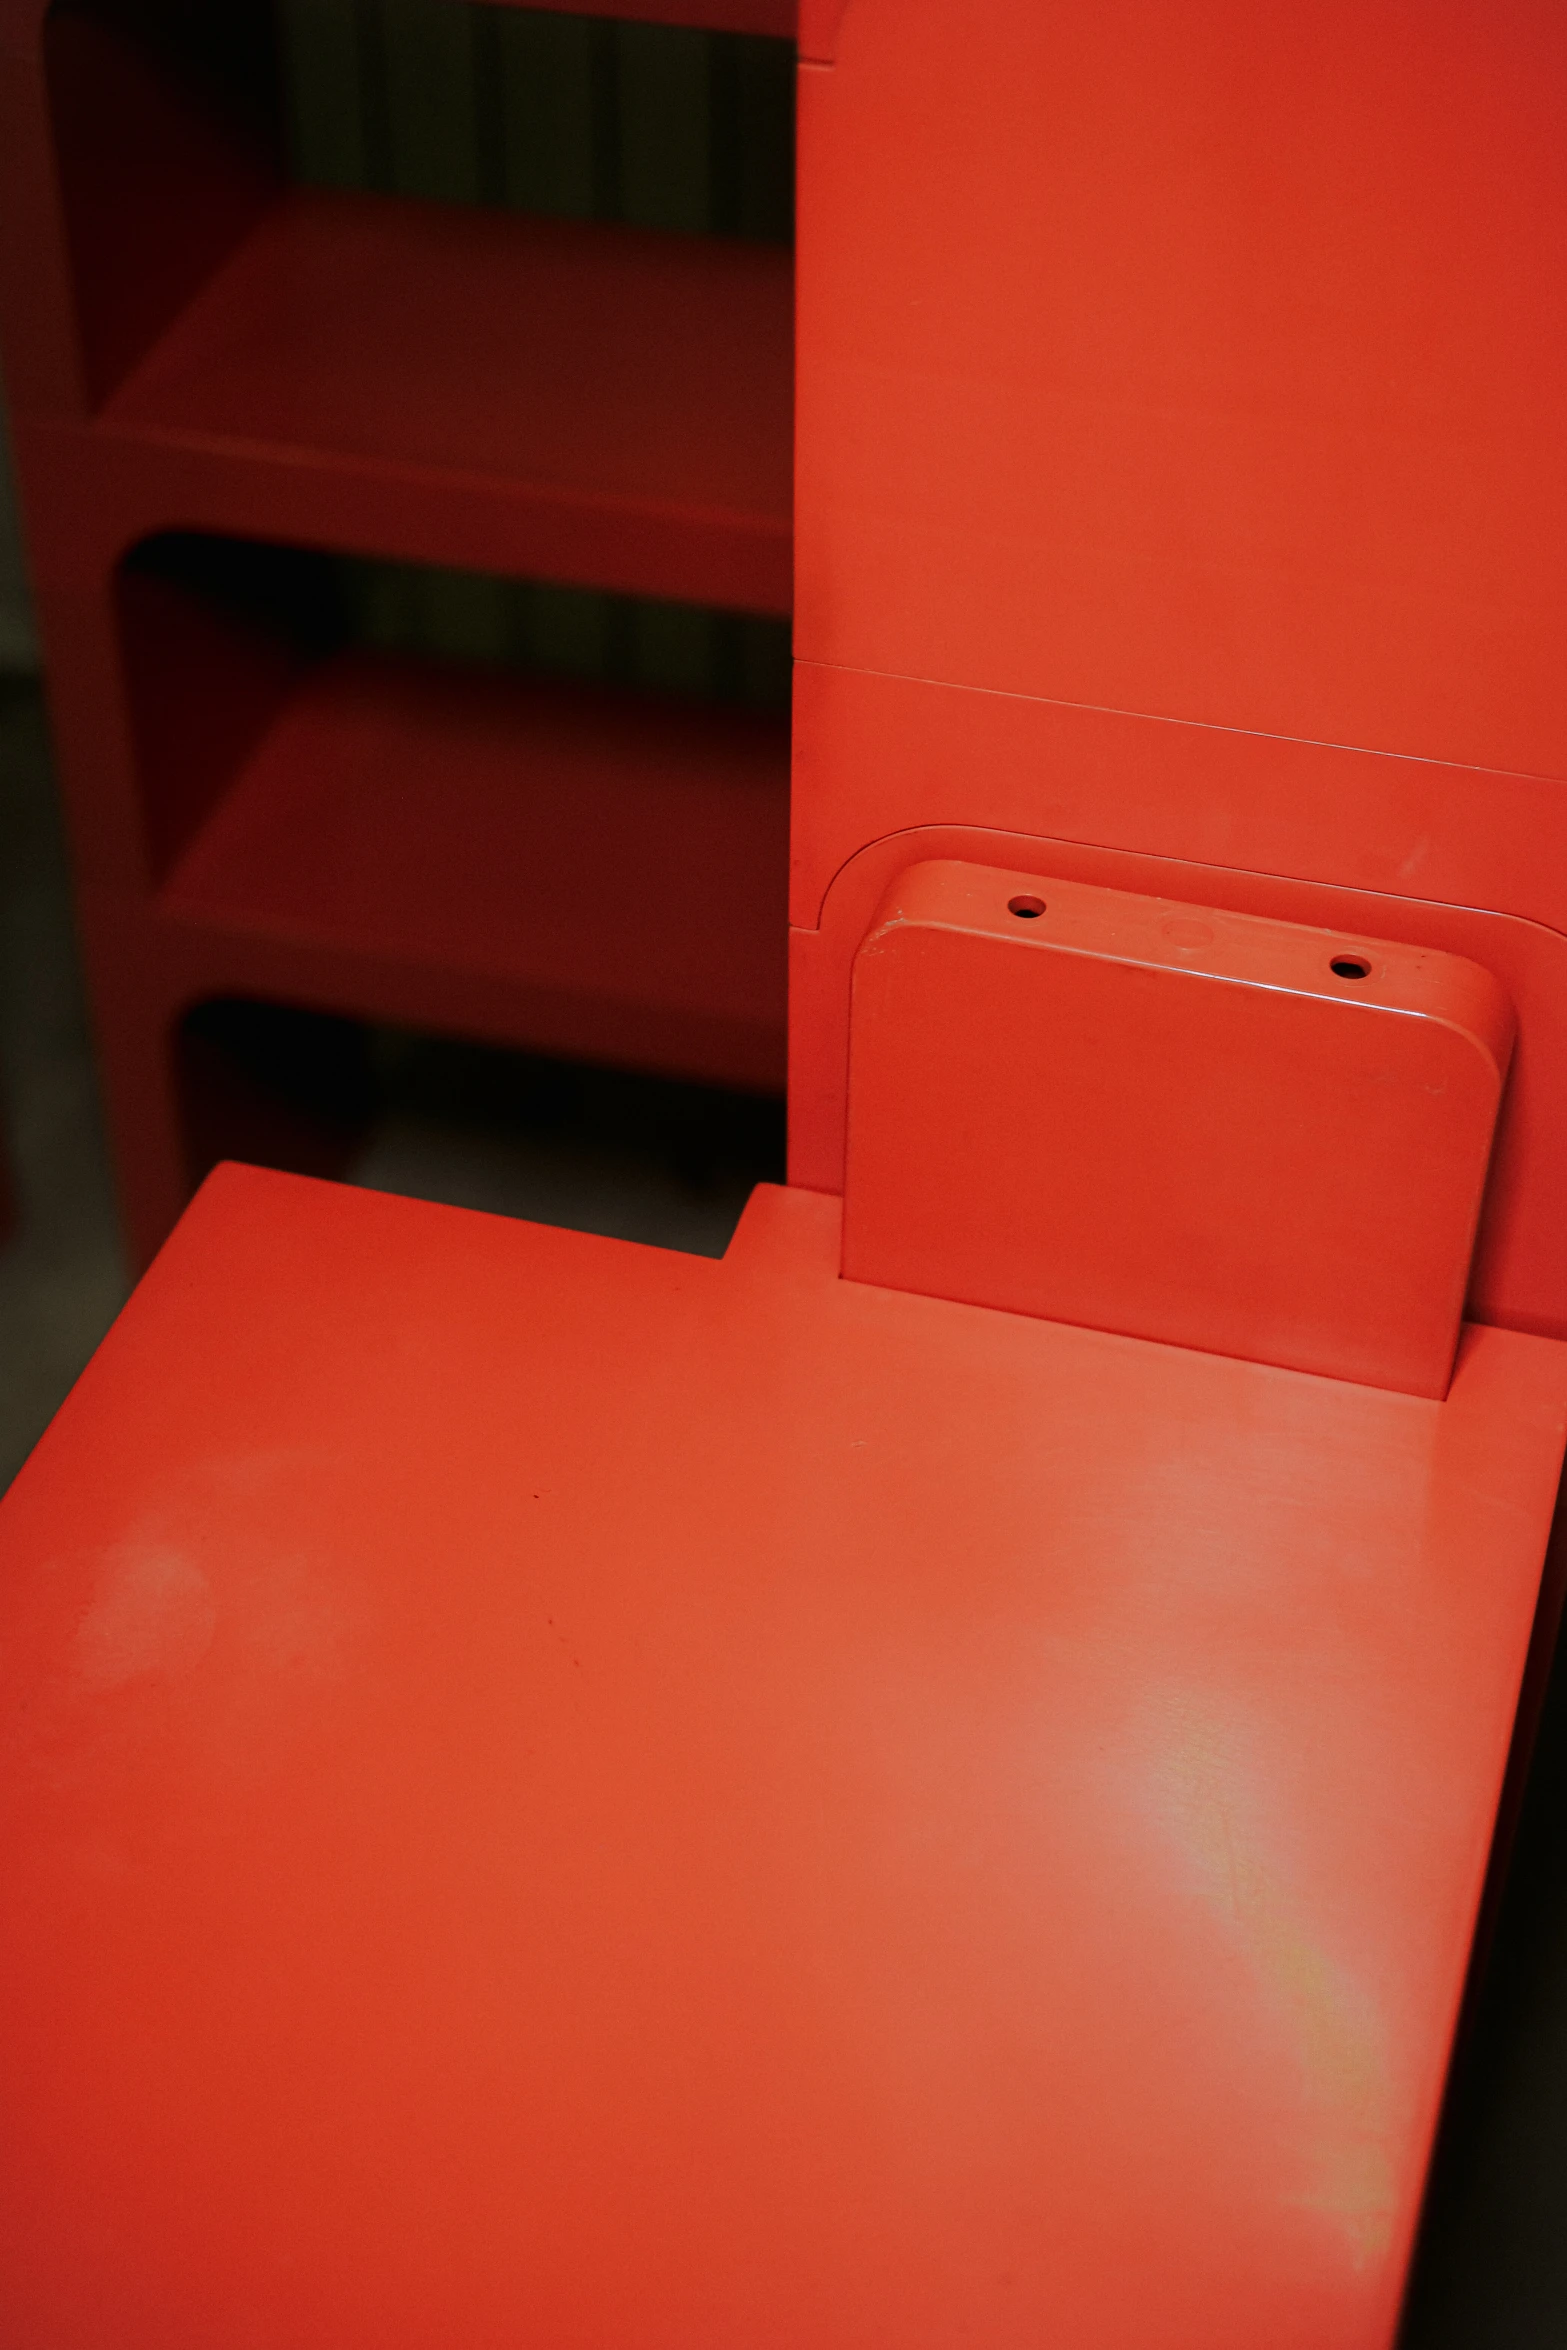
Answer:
[{"xmin": 841, "ymin": 861, "xmax": 1514, "ymax": 1394}]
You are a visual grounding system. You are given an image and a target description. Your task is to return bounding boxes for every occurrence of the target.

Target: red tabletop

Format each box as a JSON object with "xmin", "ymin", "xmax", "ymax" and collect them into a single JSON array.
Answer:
[{"xmin": 1, "ymin": 1166, "xmax": 1562, "ymax": 2349}]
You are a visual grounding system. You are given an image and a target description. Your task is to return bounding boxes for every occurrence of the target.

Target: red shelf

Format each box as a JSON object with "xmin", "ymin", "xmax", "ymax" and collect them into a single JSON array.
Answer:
[
  {"xmin": 1, "ymin": 4, "xmax": 799, "ymax": 1260},
  {"xmin": 98, "ymin": 191, "xmax": 794, "ymax": 614},
  {"xmin": 158, "ymin": 651, "xmax": 790, "ymax": 1091}
]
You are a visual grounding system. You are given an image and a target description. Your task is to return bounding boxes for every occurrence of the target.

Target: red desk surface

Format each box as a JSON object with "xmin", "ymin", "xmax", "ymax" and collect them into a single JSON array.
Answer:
[{"xmin": 1, "ymin": 1168, "xmax": 1563, "ymax": 2349}]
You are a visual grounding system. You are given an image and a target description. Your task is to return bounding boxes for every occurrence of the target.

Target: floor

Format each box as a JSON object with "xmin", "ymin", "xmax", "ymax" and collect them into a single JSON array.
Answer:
[{"xmin": 3, "ymin": 673, "xmax": 1567, "ymax": 2342}]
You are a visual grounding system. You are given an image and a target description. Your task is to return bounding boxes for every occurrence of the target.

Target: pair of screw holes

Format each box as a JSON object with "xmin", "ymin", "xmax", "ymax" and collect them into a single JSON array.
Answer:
[{"xmin": 1005, "ymin": 896, "xmax": 1374, "ymax": 984}]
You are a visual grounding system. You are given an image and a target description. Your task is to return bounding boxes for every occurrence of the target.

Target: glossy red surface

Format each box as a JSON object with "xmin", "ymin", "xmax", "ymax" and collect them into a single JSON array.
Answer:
[
  {"xmin": 102, "ymin": 193, "xmax": 792, "ymax": 616},
  {"xmin": 1, "ymin": 1168, "xmax": 1563, "ymax": 2350},
  {"xmin": 792, "ymin": 826, "xmax": 1567, "ymax": 1346},
  {"xmin": 842, "ymin": 862, "xmax": 1511, "ymax": 1394},
  {"xmin": 2, "ymin": 10, "xmax": 1564, "ymax": 2343},
  {"xmin": 795, "ymin": 0, "xmax": 1567, "ymax": 780},
  {"xmin": 789, "ymin": 4, "xmax": 1567, "ymax": 1361}
]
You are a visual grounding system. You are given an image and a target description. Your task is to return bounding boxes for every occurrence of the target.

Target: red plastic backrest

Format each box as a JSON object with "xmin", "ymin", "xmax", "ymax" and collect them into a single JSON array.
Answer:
[
  {"xmin": 840, "ymin": 861, "xmax": 1513, "ymax": 1393},
  {"xmin": 792, "ymin": 2, "xmax": 1567, "ymax": 1339}
]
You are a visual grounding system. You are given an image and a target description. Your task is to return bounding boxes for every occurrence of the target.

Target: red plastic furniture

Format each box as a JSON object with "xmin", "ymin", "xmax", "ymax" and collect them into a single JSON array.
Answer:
[
  {"xmin": 4, "ymin": 4, "xmax": 1567, "ymax": 2346},
  {"xmin": 841, "ymin": 862, "xmax": 1515, "ymax": 1396},
  {"xmin": 0, "ymin": 0, "xmax": 795, "ymax": 1267}
]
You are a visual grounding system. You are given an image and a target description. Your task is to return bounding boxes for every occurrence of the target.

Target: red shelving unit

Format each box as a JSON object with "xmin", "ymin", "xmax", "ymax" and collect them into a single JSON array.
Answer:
[
  {"xmin": 0, "ymin": 0, "xmax": 795, "ymax": 1264},
  {"xmin": 161, "ymin": 654, "xmax": 790, "ymax": 1089},
  {"xmin": 103, "ymin": 194, "xmax": 793, "ymax": 615}
]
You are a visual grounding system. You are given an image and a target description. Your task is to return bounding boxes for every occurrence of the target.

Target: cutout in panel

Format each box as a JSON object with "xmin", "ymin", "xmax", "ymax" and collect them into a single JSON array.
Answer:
[
  {"xmin": 44, "ymin": 0, "xmax": 795, "ymax": 407},
  {"xmin": 178, "ymin": 1003, "xmax": 784, "ymax": 1256},
  {"xmin": 122, "ymin": 534, "xmax": 791, "ymax": 1097}
]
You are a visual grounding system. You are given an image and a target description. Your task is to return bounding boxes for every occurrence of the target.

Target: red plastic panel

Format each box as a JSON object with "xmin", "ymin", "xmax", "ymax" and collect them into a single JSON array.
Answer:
[
  {"xmin": 0, "ymin": 12, "xmax": 89, "ymax": 415},
  {"xmin": 790, "ymin": 823, "xmax": 1567, "ymax": 1345},
  {"xmin": 0, "ymin": 1168, "xmax": 1563, "ymax": 2348},
  {"xmin": 841, "ymin": 862, "xmax": 1512, "ymax": 1394},
  {"xmin": 795, "ymin": 0, "xmax": 1567, "ymax": 786},
  {"xmin": 38, "ymin": 0, "xmax": 281, "ymax": 410},
  {"xmin": 787, "ymin": 659, "xmax": 1567, "ymax": 958},
  {"xmin": 101, "ymin": 193, "xmax": 793, "ymax": 615},
  {"xmin": 788, "ymin": 7, "xmax": 1567, "ymax": 1368},
  {"xmin": 798, "ymin": 0, "xmax": 850, "ymax": 59}
]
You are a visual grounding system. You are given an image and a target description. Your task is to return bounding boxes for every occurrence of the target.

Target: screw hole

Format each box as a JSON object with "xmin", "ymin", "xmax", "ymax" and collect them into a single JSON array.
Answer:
[
  {"xmin": 1330, "ymin": 955, "xmax": 1372, "ymax": 980},
  {"xmin": 1008, "ymin": 894, "xmax": 1046, "ymax": 920}
]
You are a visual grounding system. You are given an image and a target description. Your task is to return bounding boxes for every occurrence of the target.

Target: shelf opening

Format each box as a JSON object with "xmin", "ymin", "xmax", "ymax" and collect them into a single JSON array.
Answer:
[
  {"xmin": 283, "ymin": 0, "xmax": 795, "ymax": 243},
  {"xmin": 119, "ymin": 530, "xmax": 791, "ymax": 879},
  {"xmin": 46, "ymin": 0, "xmax": 796, "ymax": 408},
  {"xmin": 124, "ymin": 531, "xmax": 792, "ymax": 1098},
  {"xmin": 178, "ymin": 1002, "xmax": 785, "ymax": 1256}
]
